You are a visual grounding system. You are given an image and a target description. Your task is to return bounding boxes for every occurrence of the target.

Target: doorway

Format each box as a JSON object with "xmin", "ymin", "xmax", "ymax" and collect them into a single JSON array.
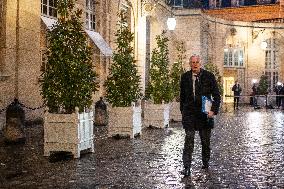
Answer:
[{"xmin": 223, "ymin": 77, "xmax": 234, "ymax": 103}]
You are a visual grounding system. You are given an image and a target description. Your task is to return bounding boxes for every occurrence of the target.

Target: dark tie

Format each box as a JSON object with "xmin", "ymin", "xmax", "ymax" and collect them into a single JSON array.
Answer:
[
  {"xmin": 194, "ymin": 75, "xmax": 199, "ymax": 89},
  {"xmin": 194, "ymin": 75, "xmax": 199, "ymax": 99}
]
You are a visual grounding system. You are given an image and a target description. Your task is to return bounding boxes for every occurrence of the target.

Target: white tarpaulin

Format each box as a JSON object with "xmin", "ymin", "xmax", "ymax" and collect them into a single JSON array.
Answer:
[
  {"xmin": 41, "ymin": 17, "xmax": 112, "ymax": 56},
  {"xmin": 85, "ymin": 30, "xmax": 113, "ymax": 57},
  {"xmin": 41, "ymin": 16, "xmax": 57, "ymax": 30}
]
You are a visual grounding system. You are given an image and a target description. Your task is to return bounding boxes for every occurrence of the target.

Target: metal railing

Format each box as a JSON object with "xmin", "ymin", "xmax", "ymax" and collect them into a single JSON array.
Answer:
[{"xmin": 225, "ymin": 94, "xmax": 284, "ymax": 108}]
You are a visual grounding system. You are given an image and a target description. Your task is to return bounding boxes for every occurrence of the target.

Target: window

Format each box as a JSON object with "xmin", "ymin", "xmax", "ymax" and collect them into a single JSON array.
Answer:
[
  {"xmin": 224, "ymin": 47, "xmax": 244, "ymax": 67},
  {"xmin": 173, "ymin": 0, "xmax": 183, "ymax": 7},
  {"xmin": 265, "ymin": 38, "xmax": 279, "ymax": 91},
  {"xmin": 41, "ymin": 0, "xmax": 57, "ymax": 18},
  {"xmin": 86, "ymin": 0, "xmax": 95, "ymax": 30}
]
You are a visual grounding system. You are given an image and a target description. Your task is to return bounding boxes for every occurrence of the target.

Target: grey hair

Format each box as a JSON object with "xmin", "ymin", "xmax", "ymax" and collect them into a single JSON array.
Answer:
[{"xmin": 189, "ymin": 54, "xmax": 200, "ymax": 62}]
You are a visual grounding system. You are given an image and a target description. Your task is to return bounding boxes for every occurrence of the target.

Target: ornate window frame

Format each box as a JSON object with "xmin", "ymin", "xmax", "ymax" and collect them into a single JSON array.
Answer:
[
  {"xmin": 224, "ymin": 47, "xmax": 244, "ymax": 68},
  {"xmin": 85, "ymin": 0, "xmax": 95, "ymax": 30},
  {"xmin": 265, "ymin": 37, "xmax": 279, "ymax": 91},
  {"xmin": 41, "ymin": 0, "xmax": 57, "ymax": 18}
]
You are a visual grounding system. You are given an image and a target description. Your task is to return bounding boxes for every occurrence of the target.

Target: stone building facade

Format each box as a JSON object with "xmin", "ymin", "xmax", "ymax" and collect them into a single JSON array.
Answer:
[
  {"xmin": 1, "ymin": 0, "xmax": 284, "ymax": 124},
  {"xmin": 145, "ymin": 1, "xmax": 284, "ymax": 103},
  {"xmin": 0, "ymin": 0, "xmax": 133, "ymax": 121}
]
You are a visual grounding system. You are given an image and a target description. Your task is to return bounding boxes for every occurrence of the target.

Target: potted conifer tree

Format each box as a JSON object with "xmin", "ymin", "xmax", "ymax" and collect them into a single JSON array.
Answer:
[
  {"xmin": 204, "ymin": 59, "xmax": 223, "ymax": 107},
  {"xmin": 204, "ymin": 59, "xmax": 223, "ymax": 95},
  {"xmin": 170, "ymin": 41, "xmax": 185, "ymax": 122},
  {"xmin": 104, "ymin": 11, "xmax": 142, "ymax": 138},
  {"xmin": 257, "ymin": 75, "xmax": 269, "ymax": 106},
  {"xmin": 40, "ymin": 0, "xmax": 97, "ymax": 158},
  {"xmin": 144, "ymin": 31, "xmax": 173, "ymax": 128}
]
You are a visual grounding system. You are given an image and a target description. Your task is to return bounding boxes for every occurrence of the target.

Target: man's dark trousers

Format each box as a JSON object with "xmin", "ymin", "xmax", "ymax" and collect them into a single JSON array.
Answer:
[
  {"xmin": 183, "ymin": 127, "xmax": 211, "ymax": 169},
  {"xmin": 234, "ymin": 96, "xmax": 239, "ymax": 109}
]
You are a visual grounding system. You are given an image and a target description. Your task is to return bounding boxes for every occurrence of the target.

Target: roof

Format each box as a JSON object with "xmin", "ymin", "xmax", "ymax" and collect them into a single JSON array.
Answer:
[{"xmin": 203, "ymin": 4, "xmax": 284, "ymax": 22}]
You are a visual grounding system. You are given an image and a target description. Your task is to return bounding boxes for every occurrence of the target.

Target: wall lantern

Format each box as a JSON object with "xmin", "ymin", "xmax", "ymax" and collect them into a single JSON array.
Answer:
[
  {"xmin": 252, "ymin": 79, "xmax": 257, "ymax": 84},
  {"xmin": 167, "ymin": 17, "xmax": 176, "ymax": 31},
  {"xmin": 260, "ymin": 41, "xmax": 268, "ymax": 50}
]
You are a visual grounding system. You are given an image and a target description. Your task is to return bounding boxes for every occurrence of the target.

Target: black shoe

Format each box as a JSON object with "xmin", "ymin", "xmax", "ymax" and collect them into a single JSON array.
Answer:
[
  {"xmin": 202, "ymin": 161, "xmax": 209, "ymax": 169},
  {"xmin": 201, "ymin": 163, "xmax": 209, "ymax": 169},
  {"xmin": 181, "ymin": 168, "xmax": 191, "ymax": 177}
]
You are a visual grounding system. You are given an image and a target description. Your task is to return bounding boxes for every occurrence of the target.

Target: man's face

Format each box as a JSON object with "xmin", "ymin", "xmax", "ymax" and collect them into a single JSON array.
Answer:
[{"xmin": 190, "ymin": 56, "xmax": 201, "ymax": 74}]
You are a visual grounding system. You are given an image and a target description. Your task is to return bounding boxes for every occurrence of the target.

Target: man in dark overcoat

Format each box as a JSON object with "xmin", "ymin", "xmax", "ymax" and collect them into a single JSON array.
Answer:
[
  {"xmin": 180, "ymin": 55, "xmax": 221, "ymax": 177},
  {"xmin": 232, "ymin": 80, "xmax": 242, "ymax": 110}
]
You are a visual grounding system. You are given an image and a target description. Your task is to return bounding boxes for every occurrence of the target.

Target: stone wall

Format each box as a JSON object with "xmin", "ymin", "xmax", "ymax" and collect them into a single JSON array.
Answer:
[{"xmin": 0, "ymin": 0, "xmax": 117, "ymax": 122}]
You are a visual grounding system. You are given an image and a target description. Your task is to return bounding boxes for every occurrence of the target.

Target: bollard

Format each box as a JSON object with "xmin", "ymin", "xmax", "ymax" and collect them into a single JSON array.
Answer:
[
  {"xmin": 94, "ymin": 97, "xmax": 108, "ymax": 126},
  {"xmin": 3, "ymin": 99, "xmax": 26, "ymax": 143}
]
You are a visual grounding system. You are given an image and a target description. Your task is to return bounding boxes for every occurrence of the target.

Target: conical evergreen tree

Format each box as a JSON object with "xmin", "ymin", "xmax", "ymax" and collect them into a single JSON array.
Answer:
[
  {"xmin": 170, "ymin": 41, "xmax": 186, "ymax": 101},
  {"xmin": 40, "ymin": 0, "xmax": 97, "ymax": 113},
  {"xmin": 146, "ymin": 31, "xmax": 173, "ymax": 104},
  {"xmin": 104, "ymin": 11, "xmax": 142, "ymax": 107},
  {"xmin": 204, "ymin": 60, "xmax": 223, "ymax": 95},
  {"xmin": 258, "ymin": 75, "xmax": 269, "ymax": 95}
]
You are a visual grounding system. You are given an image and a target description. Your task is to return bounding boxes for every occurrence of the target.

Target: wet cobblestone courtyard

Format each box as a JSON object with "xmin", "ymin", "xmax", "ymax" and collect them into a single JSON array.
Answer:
[{"xmin": 1, "ymin": 105, "xmax": 284, "ymax": 188}]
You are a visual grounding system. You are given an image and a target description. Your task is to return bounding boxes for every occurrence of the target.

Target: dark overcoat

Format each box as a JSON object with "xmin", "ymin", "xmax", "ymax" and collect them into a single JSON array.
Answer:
[
  {"xmin": 180, "ymin": 69, "xmax": 221, "ymax": 130},
  {"xmin": 232, "ymin": 84, "xmax": 242, "ymax": 96}
]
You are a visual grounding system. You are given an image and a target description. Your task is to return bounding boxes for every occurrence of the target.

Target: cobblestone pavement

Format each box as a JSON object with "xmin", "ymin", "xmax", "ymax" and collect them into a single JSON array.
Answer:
[{"xmin": 0, "ymin": 105, "xmax": 284, "ymax": 189}]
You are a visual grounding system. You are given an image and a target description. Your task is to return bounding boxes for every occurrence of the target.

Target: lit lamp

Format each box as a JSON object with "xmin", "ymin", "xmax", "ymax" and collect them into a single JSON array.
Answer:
[
  {"xmin": 167, "ymin": 17, "xmax": 176, "ymax": 31},
  {"xmin": 252, "ymin": 79, "xmax": 257, "ymax": 84},
  {"xmin": 260, "ymin": 41, "xmax": 268, "ymax": 50},
  {"xmin": 277, "ymin": 81, "xmax": 282, "ymax": 86}
]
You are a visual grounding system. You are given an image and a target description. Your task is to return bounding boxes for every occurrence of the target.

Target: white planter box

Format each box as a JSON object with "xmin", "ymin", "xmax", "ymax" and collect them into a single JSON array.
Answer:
[
  {"xmin": 44, "ymin": 107, "xmax": 94, "ymax": 158},
  {"xmin": 108, "ymin": 102, "xmax": 142, "ymax": 138},
  {"xmin": 170, "ymin": 101, "xmax": 182, "ymax": 122},
  {"xmin": 144, "ymin": 102, "xmax": 170, "ymax": 128}
]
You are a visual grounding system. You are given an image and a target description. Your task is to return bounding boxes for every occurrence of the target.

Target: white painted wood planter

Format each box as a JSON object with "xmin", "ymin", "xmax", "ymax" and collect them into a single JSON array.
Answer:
[
  {"xmin": 144, "ymin": 101, "xmax": 170, "ymax": 128},
  {"xmin": 108, "ymin": 102, "xmax": 142, "ymax": 138},
  {"xmin": 44, "ymin": 107, "xmax": 94, "ymax": 158},
  {"xmin": 170, "ymin": 101, "xmax": 182, "ymax": 122}
]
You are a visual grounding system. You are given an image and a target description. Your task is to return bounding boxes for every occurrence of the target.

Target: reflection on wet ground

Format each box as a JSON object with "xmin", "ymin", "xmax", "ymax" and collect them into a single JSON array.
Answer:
[{"xmin": 0, "ymin": 104, "xmax": 284, "ymax": 188}]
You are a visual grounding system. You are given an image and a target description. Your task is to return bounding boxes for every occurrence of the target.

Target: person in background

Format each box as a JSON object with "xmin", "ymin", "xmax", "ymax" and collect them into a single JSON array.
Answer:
[
  {"xmin": 179, "ymin": 55, "xmax": 221, "ymax": 177},
  {"xmin": 274, "ymin": 83, "xmax": 282, "ymax": 108},
  {"xmin": 279, "ymin": 84, "xmax": 284, "ymax": 109},
  {"xmin": 232, "ymin": 80, "xmax": 242, "ymax": 110},
  {"xmin": 252, "ymin": 83, "xmax": 258, "ymax": 108}
]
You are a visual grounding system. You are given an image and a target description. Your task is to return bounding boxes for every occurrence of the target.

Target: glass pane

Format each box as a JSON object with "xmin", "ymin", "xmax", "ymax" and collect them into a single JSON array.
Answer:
[
  {"xmin": 43, "ymin": 0, "xmax": 47, "ymax": 5},
  {"xmin": 92, "ymin": 22, "xmax": 95, "ymax": 30},
  {"xmin": 91, "ymin": 0, "xmax": 94, "ymax": 11},
  {"xmin": 224, "ymin": 51, "xmax": 228, "ymax": 66},
  {"xmin": 234, "ymin": 49, "xmax": 238, "ymax": 66},
  {"xmin": 43, "ymin": 5, "xmax": 47, "ymax": 15},
  {"xmin": 49, "ymin": 8, "xmax": 53, "ymax": 17},
  {"xmin": 174, "ymin": 0, "xmax": 182, "ymax": 6},
  {"xmin": 49, "ymin": 0, "xmax": 54, "ymax": 7},
  {"xmin": 239, "ymin": 50, "xmax": 244, "ymax": 67},
  {"xmin": 229, "ymin": 50, "xmax": 232, "ymax": 66},
  {"xmin": 92, "ymin": 15, "xmax": 95, "ymax": 23}
]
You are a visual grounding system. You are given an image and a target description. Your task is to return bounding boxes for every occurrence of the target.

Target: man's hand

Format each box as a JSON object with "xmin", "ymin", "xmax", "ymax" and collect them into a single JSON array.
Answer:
[{"xmin": 208, "ymin": 111, "xmax": 214, "ymax": 118}]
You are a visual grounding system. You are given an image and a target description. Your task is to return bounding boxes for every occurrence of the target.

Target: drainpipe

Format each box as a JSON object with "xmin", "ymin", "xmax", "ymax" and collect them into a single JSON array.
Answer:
[
  {"xmin": 280, "ymin": 0, "xmax": 284, "ymax": 17},
  {"xmin": 15, "ymin": 0, "xmax": 19, "ymax": 99}
]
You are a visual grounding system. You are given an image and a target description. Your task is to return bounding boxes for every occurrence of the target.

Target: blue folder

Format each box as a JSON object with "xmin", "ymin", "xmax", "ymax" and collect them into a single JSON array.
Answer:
[{"xmin": 202, "ymin": 96, "xmax": 212, "ymax": 114}]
